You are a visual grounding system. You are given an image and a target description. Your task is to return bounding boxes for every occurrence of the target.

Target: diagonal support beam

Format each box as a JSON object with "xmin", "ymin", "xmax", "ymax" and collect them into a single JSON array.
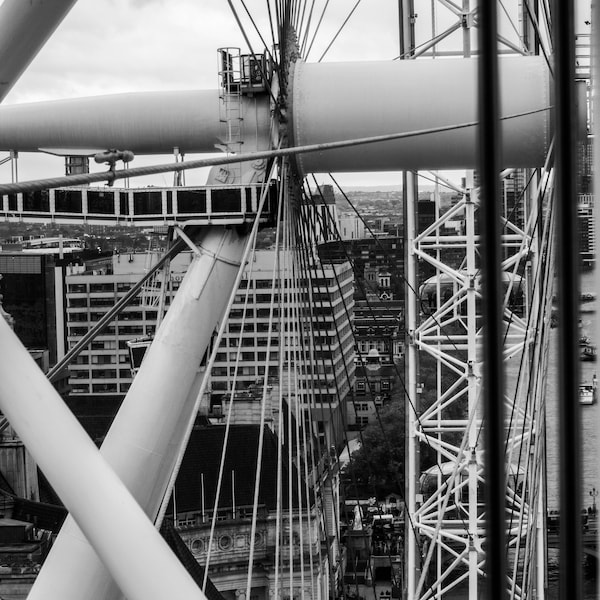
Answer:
[
  {"xmin": 0, "ymin": 317, "xmax": 206, "ymax": 600},
  {"xmin": 0, "ymin": 0, "xmax": 77, "ymax": 102},
  {"xmin": 27, "ymin": 226, "xmax": 248, "ymax": 600}
]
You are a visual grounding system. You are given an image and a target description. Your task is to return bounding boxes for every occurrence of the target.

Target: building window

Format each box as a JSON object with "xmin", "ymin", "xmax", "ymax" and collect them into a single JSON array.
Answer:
[
  {"xmin": 69, "ymin": 327, "xmax": 88, "ymax": 336},
  {"xmin": 68, "ymin": 284, "xmax": 87, "ymax": 293},
  {"xmin": 69, "ymin": 313, "xmax": 88, "ymax": 322},
  {"xmin": 70, "ymin": 370, "xmax": 89, "ymax": 379},
  {"xmin": 89, "ymin": 298, "xmax": 114, "ymax": 307},
  {"xmin": 89, "ymin": 283, "xmax": 115, "ymax": 293},
  {"xmin": 190, "ymin": 538, "xmax": 205, "ymax": 554},
  {"xmin": 119, "ymin": 325, "xmax": 144, "ymax": 335},
  {"xmin": 91, "ymin": 355, "xmax": 114, "ymax": 365},
  {"xmin": 92, "ymin": 369, "xmax": 117, "ymax": 379},
  {"xmin": 69, "ymin": 298, "xmax": 88, "ymax": 308},
  {"xmin": 92, "ymin": 383, "xmax": 118, "ymax": 393},
  {"xmin": 71, "ymin": 384, "xmax": 90, "ymax": 394},
  {"xmin": 118, "ymin": 311, "xmax": 143, "ymax": 321}
]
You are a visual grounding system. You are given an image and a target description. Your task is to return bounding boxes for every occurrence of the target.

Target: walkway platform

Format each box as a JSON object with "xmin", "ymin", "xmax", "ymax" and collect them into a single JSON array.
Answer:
[{"xmin": 1, "ymin": 183, "xmax": 277, "ymax": 227}]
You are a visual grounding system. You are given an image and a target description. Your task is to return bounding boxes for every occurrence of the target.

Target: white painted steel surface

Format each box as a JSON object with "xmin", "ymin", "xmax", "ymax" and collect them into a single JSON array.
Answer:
[
  {"xmin": 0, "ymin": 91, "xmax": 271, "ymax": 155},
  {"xmin": 0, "ymin": 0, "xmax": 77, "ymax": 102},
  {"xmin": 0, "ymin": 318, "xmax": 206, "ymax": 600},
  {"xmin": 0, "ymin": 57, "xmax": 548, "ymax": 174},
  {"xmin": 289, "ymin": 57, "xmax": 550, "ymax": 173},
  {"xmin": 27, "ymin": 227, "xmax": 246, "ymax": 600}
]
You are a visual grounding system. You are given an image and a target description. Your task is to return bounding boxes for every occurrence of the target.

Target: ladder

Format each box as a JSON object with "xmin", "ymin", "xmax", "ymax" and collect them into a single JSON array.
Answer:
[{"xmin": 217, "ymin": 48, "xmax": 244, "ymax": 184}]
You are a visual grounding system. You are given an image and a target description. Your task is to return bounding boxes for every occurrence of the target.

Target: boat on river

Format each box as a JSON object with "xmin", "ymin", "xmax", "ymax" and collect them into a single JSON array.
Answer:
[
  {"xmin": 580, "ymin": 344, "xmax": 597, "ymax": 362},
  {"xmin": 579, "ymin": 375, "xmax": 597, "ymax": 405}
]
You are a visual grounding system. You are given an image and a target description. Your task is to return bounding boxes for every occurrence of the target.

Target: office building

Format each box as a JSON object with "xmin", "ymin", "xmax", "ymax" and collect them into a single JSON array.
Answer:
[
  {"xmin": 318, "ymin": 237, "xmax": 404, "ymax": 302},
  {"xmin": 208, "ymin": 249, "xmax": 355, "ymax": 448},
  {"xmin": 0, "ymin": 252, "xmax": 64, "ymax": 365},
  {"xmin": 64, "ymin": 248, "xmax": 355, "ymax": 446},
  {"xmin": 578, "ymin": 193, "xmax": 595, "ymax": 268},
  {"xmin": 65, "ymin": 251, "xmax": 192, "ymax": 398}
]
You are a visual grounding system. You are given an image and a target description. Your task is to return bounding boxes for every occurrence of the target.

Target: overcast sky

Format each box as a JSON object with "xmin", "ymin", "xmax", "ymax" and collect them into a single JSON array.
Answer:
[
  {"xmin": 4, "ymin": 1, "xmax": 404, "ymax": 104},
  {"xmin": 0, "ymin": 0, "xmax": 591, "ymax": 189}
]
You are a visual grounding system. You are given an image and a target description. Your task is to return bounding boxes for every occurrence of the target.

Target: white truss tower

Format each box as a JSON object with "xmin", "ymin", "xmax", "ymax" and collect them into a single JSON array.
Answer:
[
  {"xmin": 405, "ymin": 169, "xmax": 554, "ymax": 599},
  {"xmin": 403, "ymin": 2, "xmax": 553, "ymax": 599}
]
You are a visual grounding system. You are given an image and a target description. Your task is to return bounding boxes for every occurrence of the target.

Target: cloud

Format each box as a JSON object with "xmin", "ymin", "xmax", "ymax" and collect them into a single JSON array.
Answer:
[{"xmin": 5, "ymin": 1, "xmax": 405, "ymax": 104}]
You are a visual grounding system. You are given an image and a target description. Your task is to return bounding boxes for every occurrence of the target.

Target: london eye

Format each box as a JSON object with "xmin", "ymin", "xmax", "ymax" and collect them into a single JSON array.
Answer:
[{"xmin": 0, "ymin": 2, "xmax": 590, "ymax": 600}]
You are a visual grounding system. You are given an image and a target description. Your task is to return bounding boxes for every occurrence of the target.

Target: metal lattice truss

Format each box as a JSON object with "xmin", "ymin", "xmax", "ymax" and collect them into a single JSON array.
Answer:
[
  {"xmin": 401, "ymin": 1, "xmax": 557, "ymax": 598},
  {"xmin": 406, "ymin": 164, "xmax": 555, "ymax": 600}
]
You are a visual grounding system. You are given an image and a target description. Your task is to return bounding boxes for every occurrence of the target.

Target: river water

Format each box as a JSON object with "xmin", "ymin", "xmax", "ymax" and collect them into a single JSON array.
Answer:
[
  {"xmin": 545, "ymin": 268, "xmax": 599, "ymax": 512},
  {"xmin": 475, "ymin": 269, "xmax": 599, "ymax": 598},
  {"xmin": 541, "ymin": 268, "xmax": 598, "ymax": 598}
]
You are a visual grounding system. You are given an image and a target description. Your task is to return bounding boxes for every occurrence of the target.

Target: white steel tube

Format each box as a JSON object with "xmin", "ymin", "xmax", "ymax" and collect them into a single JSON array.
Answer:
[
  {"xmin": 0, "ymin": 58, "xmax": 548, "ymax": 174},
  {"xmin": 0, "ymin": 317, "xmax": 204, "ymax": 600},
  {"xmin": 290, "ymin": 56, "xmax": 550, "ymax": 174},
  {"xmin": 0, "ymin": 91, "xmax": 271, "ymax": 155},
  {"xmin": 404, "ymin": 172, "xmax": 419, "ymax": 599},
  {"xmin": 465, "ymin": 187, "xmax": 479, "ymax": 600},
  {"xmin": 0, "ymin": 0, "xmax": 77, "ymax": 102},
  {"xmin": 29, "ymin": 226, "xmax": 246, "ymax": 600}
]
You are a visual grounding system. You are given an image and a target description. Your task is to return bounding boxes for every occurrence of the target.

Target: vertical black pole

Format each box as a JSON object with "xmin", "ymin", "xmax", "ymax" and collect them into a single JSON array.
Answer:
[
  {"xmin": 477, "ymin": 2, "xmax": 507, "ymax": 600},
  {"xmin": 553, "ymin": 1, "xmax": 583, "ymax": 599}
]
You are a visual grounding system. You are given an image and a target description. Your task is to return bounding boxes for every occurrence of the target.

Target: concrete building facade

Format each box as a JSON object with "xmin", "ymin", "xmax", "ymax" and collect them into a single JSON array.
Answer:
[
  {"xmin": 208, "ymin": 250, "xmax": 356, "ymax": 449},
  {"xmin": 64, "ymin": 248, "xmax": 355, "ymax": 448},
  {"xmin": 170, "ymin": 425, "xmax": 340, "ymax": 600},
  {"xmin": 578, "ymin": 193, "xmax": 595, "ymax": 268},
  {"xmin": 65, "ymin": 252, "xmax": 192, "ymax": 397}
]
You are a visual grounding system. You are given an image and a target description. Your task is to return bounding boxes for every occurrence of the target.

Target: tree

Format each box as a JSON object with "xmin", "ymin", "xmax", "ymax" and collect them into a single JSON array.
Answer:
[
  {"xmin": 342, "ymin": 400, "xmax": 405, "ymax": 500},
  {"xmin": 340, "ymin": 350, "xmax": 460, "ymax": 501}
]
